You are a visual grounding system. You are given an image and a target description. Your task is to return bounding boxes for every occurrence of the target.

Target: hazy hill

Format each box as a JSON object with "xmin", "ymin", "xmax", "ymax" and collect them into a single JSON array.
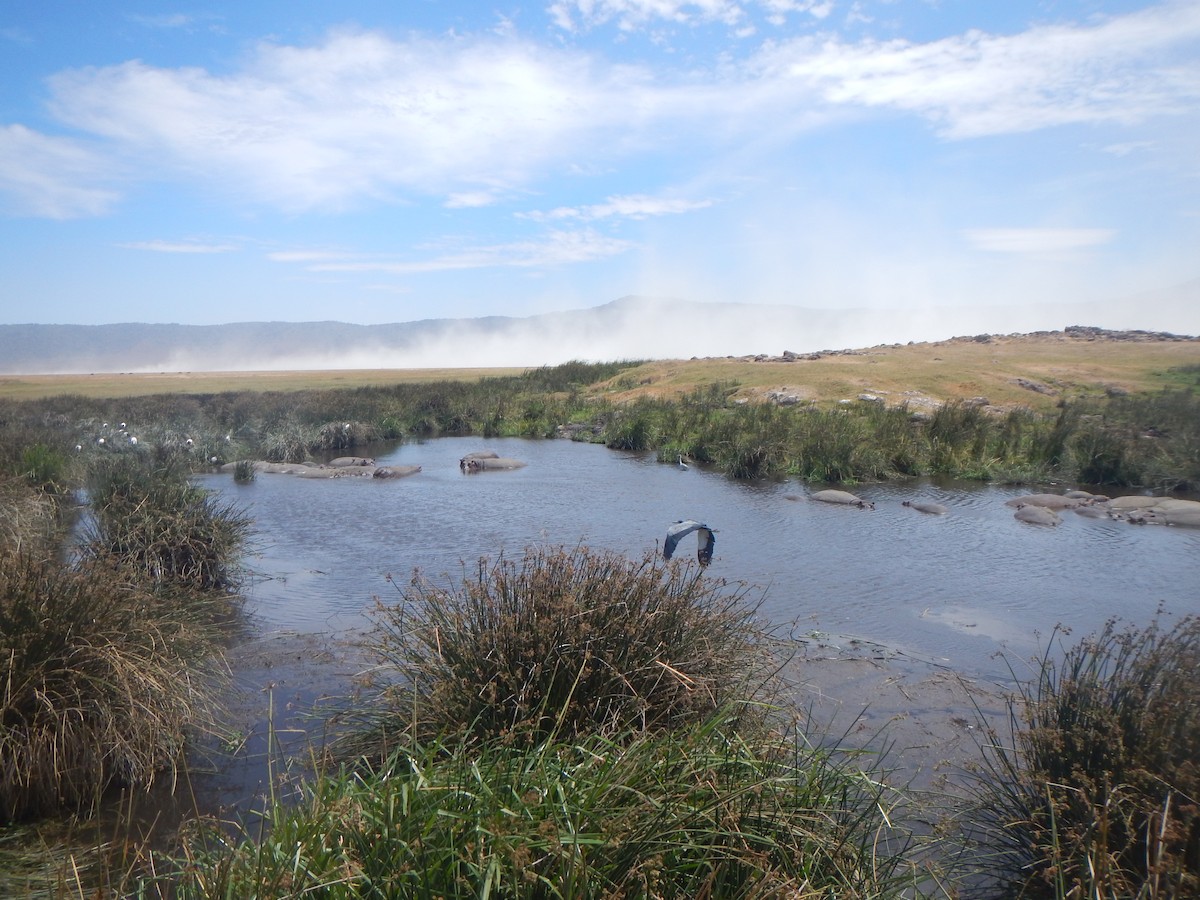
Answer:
[{"xmin": 2, "ymin": 284, "xmax": 1197, "ymax": 375}]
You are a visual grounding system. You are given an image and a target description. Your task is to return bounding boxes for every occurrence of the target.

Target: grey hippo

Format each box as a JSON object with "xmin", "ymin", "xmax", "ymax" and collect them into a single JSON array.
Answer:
[
  {"xmin": 810, "ymin": 489, "xmax": 874, "ymax": 509},
  {"xmin": 903, "ymin": 500, "xmax": 948, "ymax": 515}
]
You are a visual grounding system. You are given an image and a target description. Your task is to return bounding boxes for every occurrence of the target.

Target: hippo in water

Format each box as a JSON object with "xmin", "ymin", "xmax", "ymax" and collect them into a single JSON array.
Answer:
[
  {"xmin": 1014, "ymin": 504, "xmax": 1062, "ymax": 526},
  {"xmin": 462, "ymin": 456, "xmax": 527, "ymax": 472},
  {"xmin": 903, "ymin": 500, "xmax": 948, "ymax": 515},
  {"xmin": 810, "ymin": 489, "xmax": 874, "ymax": 509},
  {"xmin": 1004, "ymin": 493, "xmax": 1081, "ymax": 510}
]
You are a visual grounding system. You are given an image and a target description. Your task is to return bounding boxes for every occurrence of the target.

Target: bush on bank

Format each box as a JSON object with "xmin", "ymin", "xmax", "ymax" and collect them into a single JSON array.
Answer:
[
  {"xmin": 1, "ymin": 453, "xmax": 248, "ymax": 824},
  {"xmin": 338, "ymin": 546, "xmax": 780, "ymax": 759},
  {"xmin": 164, "ymin": 546, "xmax": 915, "ymax": 899},
  {"xmin": 0, "ymin": 553, "xmax": 223, "ymax": 822},
  {"xmin": 966, "ymin": 616, "xmax": 1200, "ymax": 898}
]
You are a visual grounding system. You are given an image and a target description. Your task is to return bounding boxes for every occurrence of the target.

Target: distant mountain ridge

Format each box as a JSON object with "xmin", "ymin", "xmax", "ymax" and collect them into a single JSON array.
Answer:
[{"xmin": 2, "ymin": 287, "xmax": 1197, "ymax": 375}]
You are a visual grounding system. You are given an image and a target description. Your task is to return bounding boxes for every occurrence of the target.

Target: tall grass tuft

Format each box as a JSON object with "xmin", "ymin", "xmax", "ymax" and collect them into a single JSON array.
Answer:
[
  {"xmin": 81, "ymin": 456, "xmax": 251, "ymax": 594},
  {"xmin": 1, "ymin": 553, "xmax": 222, "ymax": 822},
  {"xmin": 342, "ymin": 546, "xmax": 779, "ymax": 758},
  {"xmin": 965, "ymin": 616, "xmax": 1200, "ymax": 898},
  {"xmin": 165, "ymin": 709, "xmax": 914, "ymax": 899},
  {"xmin": 0, "ymin": 477, "xmax": 59, "ymax": 555}
]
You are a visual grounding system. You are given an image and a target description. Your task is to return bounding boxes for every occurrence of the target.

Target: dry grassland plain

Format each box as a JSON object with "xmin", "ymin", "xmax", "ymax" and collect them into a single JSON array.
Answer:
[{"xmin": 2, "ymin": 334, "xmax": 1198, "ymax": 410}]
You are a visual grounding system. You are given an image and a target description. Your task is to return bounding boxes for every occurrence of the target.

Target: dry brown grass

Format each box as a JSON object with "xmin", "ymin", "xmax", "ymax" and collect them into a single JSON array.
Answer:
[
  {"xmin": 0, "ymin": 367, "xmax": 528, "ymax": 401},
  {"xmin": 588, "ymin": 335, "xmax": 1200, "ymax": 412},
  {"xmin": 2, "ymin": 334, "xmax": 1196, "ymax": 412}
]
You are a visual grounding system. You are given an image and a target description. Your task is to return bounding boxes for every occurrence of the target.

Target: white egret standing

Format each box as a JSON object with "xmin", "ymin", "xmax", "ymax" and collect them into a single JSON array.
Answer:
[{"xmin": 664, "ymin": 520, "xmax": 716, "ymax": 567}]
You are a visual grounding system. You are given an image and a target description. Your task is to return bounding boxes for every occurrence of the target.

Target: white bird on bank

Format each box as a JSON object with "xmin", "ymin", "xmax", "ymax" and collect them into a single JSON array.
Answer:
[
  {"xmin": 677, "ymin": 454, "xmax": 689, "ymax": 470},
  {"xmin": 664, "ymin": 520, "xmax": 716, "ymax": 567}
]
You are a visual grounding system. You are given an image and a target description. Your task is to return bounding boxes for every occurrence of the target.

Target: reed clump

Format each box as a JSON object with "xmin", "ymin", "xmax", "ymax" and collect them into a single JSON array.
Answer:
[
  {"xmin": 0, "ymin": 553, "xmax": 222, "ymax": 822},
  {"xmin": 81, "ymin": 456, "xmax": 251, "ymax": 594},
  {"xmin": 344, "ymin": 546, "xmax": 779, "ymax": 756},
  {"xmin": 966, "ymin": 616, "xmax": 1200, "ymax": 898}
]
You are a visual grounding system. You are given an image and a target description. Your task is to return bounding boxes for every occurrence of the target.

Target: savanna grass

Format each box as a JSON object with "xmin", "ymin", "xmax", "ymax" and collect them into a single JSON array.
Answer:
[
  {"xmin": 965, "ymin": 616, "xmax": 1200, "ymax": 898},
  {"xmin": 342, "ymin": 546, "xmax": 780, "ymax": 757},
  {"xmin": 0, "ymin": 553, "xmax": 223, "ymax": 822},
  {"xmin": 165, "ymin": 709, "xmax": 914, "ymax": 899},
  {"xmin": 0, "ymin": 477, "xmax": 59, "ymax": 556}
]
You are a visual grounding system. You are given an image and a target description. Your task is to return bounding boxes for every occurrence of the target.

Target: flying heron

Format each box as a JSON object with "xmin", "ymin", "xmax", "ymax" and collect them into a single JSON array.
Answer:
[{"xmin": 664, "ymin": 520, "xmax": 716, "ymax": 566}]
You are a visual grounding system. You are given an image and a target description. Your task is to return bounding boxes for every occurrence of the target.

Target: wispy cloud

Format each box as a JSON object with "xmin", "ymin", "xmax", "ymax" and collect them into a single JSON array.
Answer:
[
  {"xmin": 964, "ymin": 228, "xmax": 1116, "ymax": 254},
  {"xmin": 547, "ymin": 0, "xmax": 830, "ymax": 32},
  {"xmin": 301, "ymin": 229, "xmax": 633, "ymax": 274},
  {"xmin": 522, "ymin": 194, "xmax": 713, "ymax": 222},
  {"xmin": 118, "ymin": 239, "xmax": 239, "ymax": 253},
  {"xmin": 5, "ymin": 3, "xmax": 1197, "ymax": 219},
  {"xmin": 760, "ymin": 2, "xmax": 1200, "ymax": 138},
  {"xmin": 0, "ymin": 124, "xmax": 119, "ymax": 218}
]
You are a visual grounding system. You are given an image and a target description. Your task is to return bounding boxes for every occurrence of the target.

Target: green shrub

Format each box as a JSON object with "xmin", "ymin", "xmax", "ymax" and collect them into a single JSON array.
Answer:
[
  {"xmin": 165, "ymin": 711, "xmax": 913, "ymax": 899},
  {"xmin": 341, "ymin": 546, "xmax": 779, "ymax": 758},
  {"xmin": 967, "ymin": 617, "xmax": 1200, "ymax": 897}
]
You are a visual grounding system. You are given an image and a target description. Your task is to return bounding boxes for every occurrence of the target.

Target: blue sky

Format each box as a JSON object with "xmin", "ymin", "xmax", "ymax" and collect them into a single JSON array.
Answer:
[{"xmin": 2, "ymin": 1, "xmax": 1198, "ymax": 334}]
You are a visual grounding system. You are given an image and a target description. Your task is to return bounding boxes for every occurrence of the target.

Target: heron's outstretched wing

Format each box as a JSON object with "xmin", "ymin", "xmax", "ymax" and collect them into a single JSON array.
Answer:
[
  {"xmin": 664, "ymin": 520, "xmax": 702, "ymax": 561},
  {"xmin": 664, "ymin": 520, "xmax": 715, "ymax": 566},
  {"xmin": 695, "ymin": 526, "xmax": 715, "ymax": 566}
]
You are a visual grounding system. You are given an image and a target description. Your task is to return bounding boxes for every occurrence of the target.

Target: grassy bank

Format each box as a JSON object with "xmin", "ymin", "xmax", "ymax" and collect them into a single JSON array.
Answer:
[
  {"xmin": 3, "ymin": 349, "xmax": 1199, "ymax": 488},
  {"xmin": 1, "ymin": 458, "xmax": 250, "ymax": 820},
  {"xmin": 158, "ymin": 547, "xmax": 921, "ymax": 899}
]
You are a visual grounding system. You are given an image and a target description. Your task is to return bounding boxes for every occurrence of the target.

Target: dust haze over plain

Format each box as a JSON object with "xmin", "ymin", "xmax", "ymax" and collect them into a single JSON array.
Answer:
[{"xmin": 3, "ymin": 286, "xmax": 1197, "ymax": 375}]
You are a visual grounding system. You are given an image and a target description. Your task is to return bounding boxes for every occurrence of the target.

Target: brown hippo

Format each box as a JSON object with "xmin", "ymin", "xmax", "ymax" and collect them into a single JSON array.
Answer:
[
  {"xmin": 1014, "ymin": 505, "xmax": 1062, "ymax": 526},
  {"xmin": 810, "ymin": 489, "xmax": 874, "ymax": 509},
  {"xmin": 329, "ymin": 456, "xmax": 375, "ymax": 467},
  {"xmin": 462, "ymin": 457, "xmax": 527, "ymax": 472},
  {"xmin": 459, "ymin": 450, "xmax": 500, "ymax": 471},
  {"xmin": 903, "ymin": 500, "xmax": 948, "ymax": 515},
  {"xmin": 1004, "ymin": 493, "xmax": 1080, "ymax": 510}
]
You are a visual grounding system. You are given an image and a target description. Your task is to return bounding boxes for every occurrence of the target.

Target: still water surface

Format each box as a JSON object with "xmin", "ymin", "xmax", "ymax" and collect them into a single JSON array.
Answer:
[{"xmin": 201, "ymin": 436, "xmax": 1200, "ymax": 686}]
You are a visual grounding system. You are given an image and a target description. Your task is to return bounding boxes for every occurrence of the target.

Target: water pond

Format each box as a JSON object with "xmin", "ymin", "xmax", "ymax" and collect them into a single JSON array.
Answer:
[
  {"xmin": 208, "ymin": 435, "xmax": 1200, "ymax": 682},
  {"xmin": 176, "ymin": 435, "xmax": 1200, "ymax": 818}
]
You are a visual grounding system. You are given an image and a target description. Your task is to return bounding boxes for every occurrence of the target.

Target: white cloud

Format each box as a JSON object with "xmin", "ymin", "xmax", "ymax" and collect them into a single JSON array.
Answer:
[
  {"xmin": 548, "ymin": 0, "xmax": 832, "ymax": 32},
  {"xmin": 119, "ymin": 239, "xmax": 238, "ymax": 253},
  {"xmin": 523, "ymin": 193, "xmax": 713, "ymax": 221},
  {"xmin": 964, "ymin": 228, "xmax": 1116, "ymax": 254},
  {"xmin": 0, "ymin": 124, "xmax": 119, "ymax": 218},
  {"xmin": 14, "ymin": 3, "xmax": 1200, "ymax": 219},
  {"xmin": 45, "ymin": 30, "xmax": 654, "ymax": 212},
  {"xmin": 760, "ymin": 1, "xmax": 1200, "ymax": 138},
  {"xmin": 445, "ymin": 191, "xmax": 500, "ymax": 208},
  {"xmin": 301, "ymin": 229, "xmax": 633, "ymax": 274},
  {"xmin": 549, "ymin": 0, "xmax": 745, "ymax": 32}
]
